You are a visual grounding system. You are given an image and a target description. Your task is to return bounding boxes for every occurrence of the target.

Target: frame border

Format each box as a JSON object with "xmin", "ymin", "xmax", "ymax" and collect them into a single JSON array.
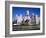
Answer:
[{"xmin": 5, "ymin": 1, "xmax": 45, "ymax": 37}]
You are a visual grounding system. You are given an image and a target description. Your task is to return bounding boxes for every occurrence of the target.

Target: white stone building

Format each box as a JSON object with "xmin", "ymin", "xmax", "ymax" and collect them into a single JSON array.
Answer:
[
  {"xmin": 23, "ymin": 10, "xmax": 31, "ymax": 25},
  {"xmin": 24, "ymin": 10, "xmax": 30, "ymax": 21},
  {"xmin": 14, "ymin": 10, "xmax": 40, "ymax": 25},
  {"xmin": 15, "ymin": 14, "xmax": 23, "ymax": 25},
  {"xmin": 36, "ymin": 15, "xmax": 40, "ymax": 24},
  {"xmin": 31, "ymin": 13, "xmax": 36, "ymax": 25}
]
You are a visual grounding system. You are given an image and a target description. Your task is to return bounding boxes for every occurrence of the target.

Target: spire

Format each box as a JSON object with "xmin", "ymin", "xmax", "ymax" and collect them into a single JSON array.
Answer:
[
  {"xmin": 15, "ymin": 14, "xmax": 18, "ymax": 20},
  {"xmin": 36, "ymin": 14, "xmax": 38, "ymax": 17},
  {"xmin": 26, "ymin": 10, "xmax": 29, "ymax": 15},
  {"xmin": 20, "ymin": 14, "xmax": 22, "ymax": 17},
  {"xmin": 32, "ymin": 13, "xmax": 34, "ymax": 16}
]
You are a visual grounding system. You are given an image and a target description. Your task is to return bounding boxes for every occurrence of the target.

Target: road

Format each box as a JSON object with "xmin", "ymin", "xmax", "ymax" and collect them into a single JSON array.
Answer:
[{"xmin": 12, "ymin": 24, "xmax": 40, "ymax": 31}]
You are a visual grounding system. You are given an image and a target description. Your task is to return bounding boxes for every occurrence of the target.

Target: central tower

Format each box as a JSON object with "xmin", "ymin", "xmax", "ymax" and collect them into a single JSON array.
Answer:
[{"xmin": 26, "ymin": 10, "xmax": 29, "ymax": 16}]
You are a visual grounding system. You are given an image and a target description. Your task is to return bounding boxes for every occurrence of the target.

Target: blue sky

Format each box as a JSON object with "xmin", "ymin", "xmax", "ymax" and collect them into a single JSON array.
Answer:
[{"xmin": 12, "ymin": 7, "xmax": 40, "ymax": 19}]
